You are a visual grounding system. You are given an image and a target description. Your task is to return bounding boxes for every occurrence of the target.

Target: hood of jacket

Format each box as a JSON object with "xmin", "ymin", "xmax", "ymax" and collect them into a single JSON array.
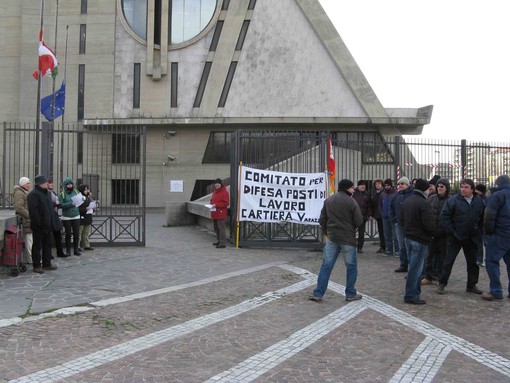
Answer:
[{"xmin": 63, "ymin": 177, "xmax": 74, "ymax": 188}]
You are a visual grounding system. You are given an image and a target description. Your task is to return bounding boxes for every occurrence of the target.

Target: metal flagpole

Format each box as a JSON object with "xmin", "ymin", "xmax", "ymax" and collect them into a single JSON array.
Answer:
[
  {"xmin": 59, "ymin": 24, "xmax": 68, "ymax": 183},
  {"xmin": 35, "ymin": 0, "xmax": 45, "ymax": 175},
  {"xmin": 47, "ymin": 0, "xmax": 59, "ymax": 180}
]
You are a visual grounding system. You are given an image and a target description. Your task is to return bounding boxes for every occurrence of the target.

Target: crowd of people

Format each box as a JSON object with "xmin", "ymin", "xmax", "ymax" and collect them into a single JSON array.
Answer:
[
  {"xmin": 12, "ymin": 174, "xmax": 96, "ymax": 274},
  {"xmin": 310, "ymin": 174, "xmax": 510, "ymax": 305}
]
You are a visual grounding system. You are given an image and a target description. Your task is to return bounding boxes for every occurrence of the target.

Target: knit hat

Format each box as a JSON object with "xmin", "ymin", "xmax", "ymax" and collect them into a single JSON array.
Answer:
[
  {"xmin": 436, "ymin": 178, "xmax": 451, "ymax": 193},
  {"xmin": 19, "ymin": 177, "xmax": 30, "ymax": 186},
  {"xmin": 414, "ymin": 178, "xmax": 429, "ymax": 192},
  {"xmin": 338, "ymin": 179, "xmax": 354, "ymax": 191},
  {"xmin": 214, "ymin": 178, "xmax": 222, "ymax": 185},
  {"xmin": 429, "ymin": 175, "xmax": 441, "ymax": 186},
  {"xmin": 495, "ymin": 175, "xmax": 510, "ymax": 188},
  {"xmin": 357, "ymin": 180, "xmax": 366, "ymax": 186},
  {"xmin": 34, "ymin": 174, "xmax": 48, "ymax": 185},
  {"xmin": 383, "ymin": 178, "xmax": 393, "ymax": 186},
  {"xmin": 397, "ymin": 176, "xmax": 410, "ymax": 186}
]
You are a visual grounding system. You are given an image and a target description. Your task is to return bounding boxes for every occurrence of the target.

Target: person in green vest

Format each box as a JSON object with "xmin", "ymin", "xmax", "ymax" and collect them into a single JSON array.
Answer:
[{"xmin": 58, "ymin": 177, "xmax": 84, "ymax": 256}]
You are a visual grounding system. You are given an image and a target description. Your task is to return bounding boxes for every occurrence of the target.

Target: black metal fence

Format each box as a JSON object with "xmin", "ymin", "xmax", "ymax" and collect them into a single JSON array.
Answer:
[
  {"xmin": 2, "ymin": 122, "xmax": 146, "ymax": 246},
  {"xmin": 230, "ymin": 130, "xmax": 510, "ymax": 247}
]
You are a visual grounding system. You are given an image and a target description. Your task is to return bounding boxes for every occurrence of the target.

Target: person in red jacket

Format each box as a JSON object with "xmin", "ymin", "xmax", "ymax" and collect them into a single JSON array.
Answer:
[{"xmin": 210, "ymin": 178, "xmax": 230, "ymax": 248}]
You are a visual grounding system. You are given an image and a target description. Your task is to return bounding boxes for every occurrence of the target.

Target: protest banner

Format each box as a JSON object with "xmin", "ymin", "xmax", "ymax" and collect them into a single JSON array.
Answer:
[{"xmin": 238, "ymin": 166, "xmax": 327, "ymax": 225}]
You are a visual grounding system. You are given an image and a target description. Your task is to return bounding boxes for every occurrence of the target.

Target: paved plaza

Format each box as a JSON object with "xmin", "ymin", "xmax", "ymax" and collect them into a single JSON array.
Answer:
[{"xmin": 0, "ymin": 213, "xmax": 509, "ymax": 382}]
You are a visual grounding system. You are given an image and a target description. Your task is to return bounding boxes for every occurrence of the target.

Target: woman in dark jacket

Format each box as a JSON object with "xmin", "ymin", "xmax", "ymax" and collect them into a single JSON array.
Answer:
[{"xmin": 210, "ymin": 178, "xmax": 230, "ymax": 248}]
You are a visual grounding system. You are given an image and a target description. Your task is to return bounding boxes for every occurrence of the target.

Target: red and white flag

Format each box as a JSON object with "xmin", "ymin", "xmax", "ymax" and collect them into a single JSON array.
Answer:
[
  {"xmin": 33, "ymin": 29, "xmax": 58, "ymax": 80},
  {"xmin": 327, "ymin": 138, "xmax": 336, "ymax": 195}
]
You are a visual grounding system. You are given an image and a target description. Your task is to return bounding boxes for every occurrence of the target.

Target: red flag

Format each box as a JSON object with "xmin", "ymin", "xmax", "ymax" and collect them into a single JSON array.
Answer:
[
  {"xmin": 33, "ymin": 29, "xmax": 58, "ymax": 80},
  {"xmin": 328, "ymin": 138, "xmax": 336, "ymax": 194}
]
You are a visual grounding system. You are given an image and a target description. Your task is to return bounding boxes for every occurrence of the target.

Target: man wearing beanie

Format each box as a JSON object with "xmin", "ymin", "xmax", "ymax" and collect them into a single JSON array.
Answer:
[
  {"xmin": 27, "ymin": 175, "xmax": 57, "ymax": 273},
  {"xmin": 390, "ymin": 176, "xmax": 414, "ymax": 272},
  {"xmin": 428, "ymin": 175, "xmax": 441, "ymax": 196},
  {"xmin": 482, "ymin": 174, "xmax": 510, "ymax": 301},
  {"xmin": 422, "ymin": 178, "xmax": 451, "ymax": 285},
  {"xmin": 437, "ymin": 178, "xmax": 485, "ymax": 295},
  {"xmin": 352, "ymin": 180, "xmax": 373, "ymax": 253},
  {"xmin": 379, "ymin": 178, "xmax": 398, "ymax": 256},
  {"xmin": 12, "ymin": 176, "xmax": 33, "ymax": 264},
  {"xmin": 309, "ymin": 179, "xmax": 363, "ymax": 302},
  {"xmin": 400, "ymin": 178, "xmax": 435, "ymax": 304},
  {"xmin": 210, "ymin": 178, "xmax": 230, "ymax": 248}
]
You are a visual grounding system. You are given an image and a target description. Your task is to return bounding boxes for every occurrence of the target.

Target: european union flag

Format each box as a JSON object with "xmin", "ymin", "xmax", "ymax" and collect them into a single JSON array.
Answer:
[{"xmin": 41, "ymin": 81, "xmax": 65, "ymax": 122}]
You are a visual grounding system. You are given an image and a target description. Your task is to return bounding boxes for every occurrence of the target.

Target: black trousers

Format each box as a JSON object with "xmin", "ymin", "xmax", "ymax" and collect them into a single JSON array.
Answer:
[
  {"xmin": 32, "ymin": 227, "xmax": 52, "ymax": 268},
  {"xmin": 439, "ymin": 236, "xmax": 479, "ymax": 288},
  {"xmin": 376, "ymin": 218, "xmax": 386, "ymax": 250},
  {"xmin": 424, "ymin": 234, "xmax": 447, "ymax": 280},
  {"xmin": 357, "ymin": 219, "xmax": 367, "ymax": 250},
  {"xmin": 213, "ymin": 219, "xmax": 226, "ymax": 245},
  {"xmin": 52, "ymin": 229, "xmax": 64, "ymax": 256},
  {"xmin": 62, "ymin": 219, "xmax": 80, "ymax": 251}
]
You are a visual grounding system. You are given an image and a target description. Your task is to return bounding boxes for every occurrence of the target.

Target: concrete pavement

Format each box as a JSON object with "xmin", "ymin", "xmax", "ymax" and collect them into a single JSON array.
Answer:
[{"xmin": 0, "ymin": 213, "xmax": 509, "ymax": 382}]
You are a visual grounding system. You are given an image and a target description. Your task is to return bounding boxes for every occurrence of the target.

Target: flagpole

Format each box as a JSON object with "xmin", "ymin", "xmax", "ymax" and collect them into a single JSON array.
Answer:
[
  {"xmin": 60, "ymin": 24, "xmax": 69, "ymax": 183},
  {"xmin": 48, "ymin": 0, "xmax": 59, "ymax": 181},
  {"xmin": 35, "ymin": 0, "xmax": 45, "ymax": 175}
]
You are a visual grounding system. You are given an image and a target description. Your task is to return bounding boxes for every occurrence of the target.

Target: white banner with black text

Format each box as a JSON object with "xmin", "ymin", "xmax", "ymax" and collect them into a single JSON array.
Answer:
[{"xmin": 238, "ymin": 167, "xmax": 327, "ymax": 225}]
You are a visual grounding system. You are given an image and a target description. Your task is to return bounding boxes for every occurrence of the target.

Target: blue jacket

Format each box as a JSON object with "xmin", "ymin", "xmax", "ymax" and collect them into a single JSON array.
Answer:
[
  {"xmin": 379, "ymin": 188, "xmax": 396, "ymax": 219},
  {"xmin": 484, "ymin": 184, "xmax": 510, "ymax": 238},
  {"xmin": 389, "ymin": 186, "xmax": 414, "ymax": 226},
  {"xmin": 439, "ymin": 193, "xmax": 484, "ymax": 242}
]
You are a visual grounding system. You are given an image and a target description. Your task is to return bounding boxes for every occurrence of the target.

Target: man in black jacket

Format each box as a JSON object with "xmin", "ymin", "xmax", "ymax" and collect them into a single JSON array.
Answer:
[
  {"xmin": 352, "ymin": 180, "xmax": 372, "ymax": 253},
  {"xmin": 27, "ymin": 175, "xmax": 57, "ymax": 273},
  {"xmin": 437, "ymin": 179, "xmax": 484, "ymax": 295},
  {"xmin": 309, "ymin": 179, "xmax": 363, "ymax": 302},
  {"xmin": 400, "ymin": 179, "xmax": 435, "ymax": 304}
]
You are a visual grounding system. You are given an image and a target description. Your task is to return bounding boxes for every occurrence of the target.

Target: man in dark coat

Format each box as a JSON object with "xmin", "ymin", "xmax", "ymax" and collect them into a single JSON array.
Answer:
[
  {"xmin": 27, "ymin": 175, "xmax": 57, "ymax": 273},
  {"xmin": 482, "ymin": 175, "xmax": 510, "ymax": 301},
  {"xmin": 390, "ymin": 176, "xmax": 414, "ymax": 272},
  {"xmin": 309, "ymin": 179, "xmax": 363, "ymax": 302},
  {"xmin": 400, "ymin": 179, "xmax": 435, "ymax": 304},
  {"xmin": 422, "ymin": 177, "xmax": 451, "ymax": 284},
  {"xmin": 437, "ymin": 179, "xmax": 485, "ymax": 295},
  {"xmin": 371, "ymin": 179, "xmax": 386, "ymax": 253},
  {"xmin": 379, "ymin": 179, "xmax": 398, "ymax": 256},
  {"xmin": 352, "ymin": 180, "xmax": 373, "ymax": 253}
]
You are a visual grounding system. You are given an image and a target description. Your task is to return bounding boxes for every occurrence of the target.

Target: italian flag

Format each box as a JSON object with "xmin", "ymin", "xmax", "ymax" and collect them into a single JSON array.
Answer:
[{"xmin": 33, "ymin": 29, "xmax": 58, "ymax": 80}]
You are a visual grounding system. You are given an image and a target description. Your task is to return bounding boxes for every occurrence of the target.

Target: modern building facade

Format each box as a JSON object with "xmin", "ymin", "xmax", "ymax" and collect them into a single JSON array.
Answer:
[{"xmin": 0, "ymin": 0, "xmax": 432, "ymax": 209}]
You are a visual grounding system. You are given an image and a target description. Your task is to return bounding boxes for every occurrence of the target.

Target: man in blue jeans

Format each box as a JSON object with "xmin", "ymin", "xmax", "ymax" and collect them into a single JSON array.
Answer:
[
  {"xmin": 400, "ymin": 179, "xmax": 435, "ymax": 304},
  {"xmin": 390, "ymin": 176, "xmax": 414, "ymax": 272},
  {"xmin": 309, "ymin": 179, "xmax": 363, "ymax": 302},
  {"xmin": 482, "ymin": 175, "xmax": 510, "ymax": 301}
]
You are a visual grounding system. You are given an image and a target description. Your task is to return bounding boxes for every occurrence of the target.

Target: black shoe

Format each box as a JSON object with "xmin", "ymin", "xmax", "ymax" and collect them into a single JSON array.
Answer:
[
  {"xmin": 50, "ymin": 255, "xmax": 55, "ymax": 260},
  {"xmin": 212, "ymin": 242, "xmax": 220, "ymax": 246},
  {"xmin": 405, "ymin": 298, "xmax": 426, "ymax": 305},
  {"xmin": 466, "ymin": 285, "xmax": 482, "ymax": 294},
  {"xmin": 33, "ymin": 268, "xmax": 45, "ymax": 274},
  {"xmin": 84, "ymin": 247, "xmax": 94, "ymax": 250},
  {"xmin": 357, "ymin": 249, "xmax": 363, "ymax": 254},
  {"xmin": 74, "ymin": 249, "xmax": 82, "ymax": 256},
  {"xmin": 394, "ymin": 266, "xmax": 408, "ymax": 273},
  {"xmin": 57, "ymin": 254, "xmax": 70, "ymax": 258},
  {"xmin": 216, "ymin": 244, "xmax": 226, "ymax": 248},
  {"xmin": 376, "ymin": 248, "xmax": 385, "ymax": 254},
  {"xmin": 42, "ymin": 265, "xmax": 58, "ymax": 271}
]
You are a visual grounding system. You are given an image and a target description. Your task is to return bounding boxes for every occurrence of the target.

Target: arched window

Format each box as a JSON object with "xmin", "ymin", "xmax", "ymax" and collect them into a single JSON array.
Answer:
[{"xmin": 121, "ymin": 0, "xmax": 217, "ymax": 46}]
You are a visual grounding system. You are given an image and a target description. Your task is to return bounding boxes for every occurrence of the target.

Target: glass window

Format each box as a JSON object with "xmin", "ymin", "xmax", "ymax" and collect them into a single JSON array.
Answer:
[
  {"xmin": 81, "ymin": 0, "xmax": 88, "ymax": 14},
  {"xmin": 112, "ymin": 134, "xmax": 141, "ymax": 164},
  {"xmin": 133, "ymin": 63, "xmax": 141, "ymax": 109},
  {"xmin": 121, "ymin": 0, "xmax": 217, "ymax": 46},
  {"xmin": 78, "ymin": 64, "xmax": 85, "ymax": 121},
  {"xmin": 79, "ymin": 24, "xmax": 86, "ymax": 54}
]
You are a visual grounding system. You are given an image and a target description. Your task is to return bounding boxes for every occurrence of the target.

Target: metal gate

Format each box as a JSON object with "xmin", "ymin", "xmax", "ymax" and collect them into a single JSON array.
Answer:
[
  {"xmin": 2, "ymin": 122, "xmax": 146, "ymax": 246},
  {"xmin": 230, "ymin": 130, "xmax": 510, "ymax": 248}
]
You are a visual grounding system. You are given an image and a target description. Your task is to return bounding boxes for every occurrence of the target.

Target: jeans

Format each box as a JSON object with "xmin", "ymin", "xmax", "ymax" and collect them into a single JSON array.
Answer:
[
  {"xmin": 313, "ymin": 239, "xmax": 358, "ymax": 298},
  {"xmin": 485, "ymin": 235, "xmax": 510, "ymax": 298},
  {"xmin": 439, "ymin": 236, "xmax": 479, "ymax": 288},
  {"xmin": 382, "ymin": 217, "xmax": 398, "ymax": 254},
  {"xmin": 395, "ymin": 224, "xmax": 408, "ymax": 268},
  {"xmin": 404, "ymin": 238, "xmax": 428, "ymax": 302}
]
